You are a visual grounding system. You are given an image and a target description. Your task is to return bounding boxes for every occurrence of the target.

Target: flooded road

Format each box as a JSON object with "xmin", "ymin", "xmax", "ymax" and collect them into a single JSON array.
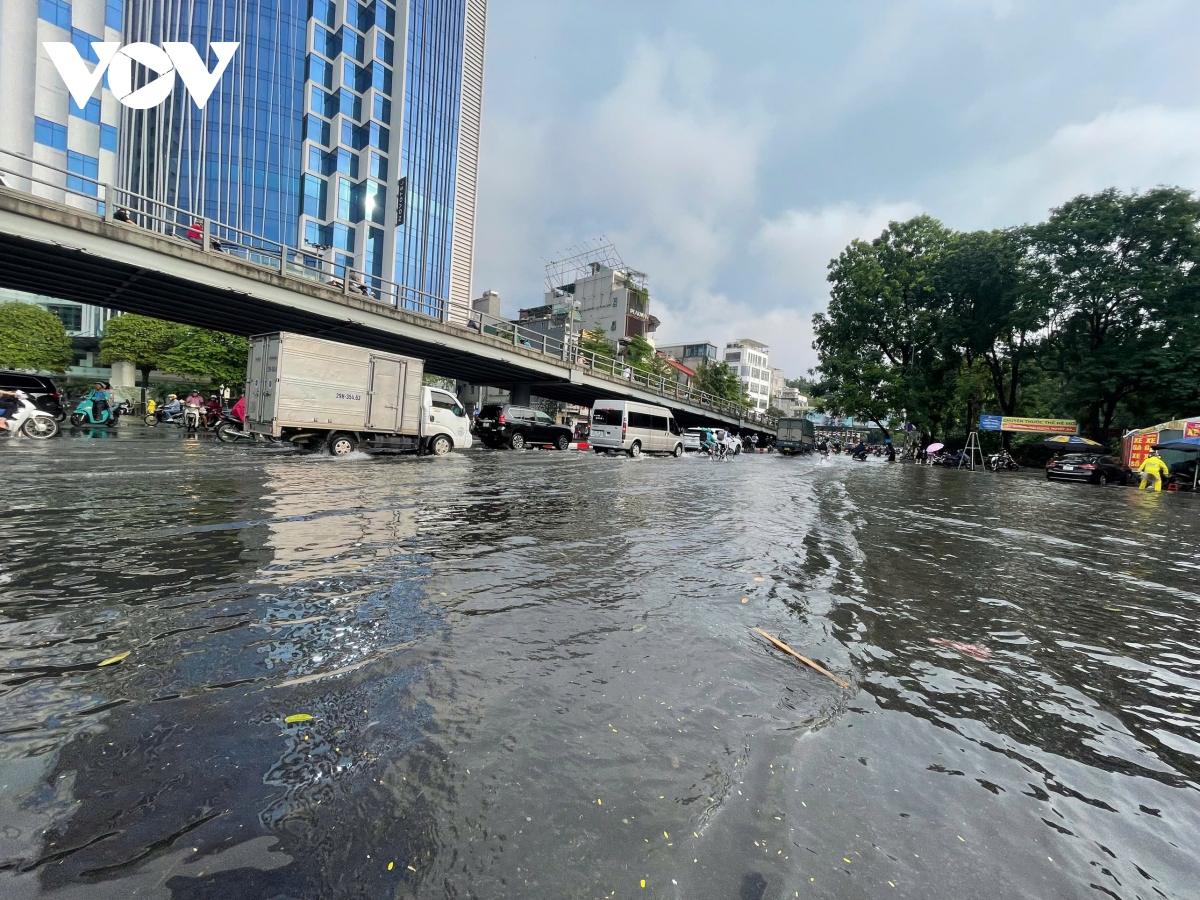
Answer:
[{"xmin": 1, "ymin": 433, "xmax": 1198, "ymax": 899}]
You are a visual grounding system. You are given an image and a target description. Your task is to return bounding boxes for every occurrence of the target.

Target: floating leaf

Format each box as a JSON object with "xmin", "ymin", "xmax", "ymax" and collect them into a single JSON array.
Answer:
[
  {"xmin": 285, "ymin": 713, "xmax": 314, "ymax": 724},
  {"xmin": 640, "ymin": 880, "xmax": 646, "ymax": 888},
  {"xmin": 98, "ymin": 651, "xmax": 130, "ymax": 667},
  {"xmin": 387, "ymin": 862, "xmax": 394, "ymax": 871},
  {"xmin": 741, "ymin": 598, "xmax": 749, "ymax": 604}
]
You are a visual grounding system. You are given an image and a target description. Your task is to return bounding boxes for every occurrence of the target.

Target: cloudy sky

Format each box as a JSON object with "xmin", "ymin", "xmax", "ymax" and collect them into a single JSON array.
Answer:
[{"xmin": 471, "ymin": 0, "xmax": 1200, "ymax": 376}]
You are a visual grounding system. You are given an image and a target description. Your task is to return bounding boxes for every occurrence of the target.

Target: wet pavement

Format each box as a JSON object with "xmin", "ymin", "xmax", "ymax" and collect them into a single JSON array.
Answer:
[{"xmin": 1, "ymin": 430, "xmax": 1198, "ymax": 899}]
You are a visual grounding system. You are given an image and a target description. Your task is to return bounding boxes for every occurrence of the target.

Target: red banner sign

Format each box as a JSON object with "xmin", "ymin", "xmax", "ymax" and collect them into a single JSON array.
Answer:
[
  {"xmin": 1128, "ymin": 433, "xmax": 1158, "ymax": 471},
  {"xmin": 1185, "ymin": 420, "xmax": 1200, "ymax": 438}
]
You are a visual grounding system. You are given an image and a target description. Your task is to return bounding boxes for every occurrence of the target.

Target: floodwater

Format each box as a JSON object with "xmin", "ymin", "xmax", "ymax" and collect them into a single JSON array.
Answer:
[{"xmin": 1, "ymin": 432, "xmax": 1198, "ymax": 900}]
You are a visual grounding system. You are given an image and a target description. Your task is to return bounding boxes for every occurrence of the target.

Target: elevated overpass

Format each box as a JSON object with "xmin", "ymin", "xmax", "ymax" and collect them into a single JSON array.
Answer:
[{"xmin": 0, "ymin": 170, "xmax": 775, "ymax": 438}]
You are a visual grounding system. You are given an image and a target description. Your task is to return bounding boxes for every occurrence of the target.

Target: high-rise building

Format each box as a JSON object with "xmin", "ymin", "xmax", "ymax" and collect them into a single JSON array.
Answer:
[
  {"xmin": 119, "ymin": 0, "xmax": 488, "ymax": 309},
  {"xmin": 0, "ymin": 0, "xmax": 125, "ymax": 354},
  {"xmin": 723, "ymin": 338, "xmax": 771, "ymax": 410}
]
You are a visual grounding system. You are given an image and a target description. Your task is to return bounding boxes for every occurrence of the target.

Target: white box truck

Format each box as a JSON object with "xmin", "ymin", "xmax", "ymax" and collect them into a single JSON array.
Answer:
[{"xmin": 244, "ymin": 332, "xmax": 473, "ymax": 456}]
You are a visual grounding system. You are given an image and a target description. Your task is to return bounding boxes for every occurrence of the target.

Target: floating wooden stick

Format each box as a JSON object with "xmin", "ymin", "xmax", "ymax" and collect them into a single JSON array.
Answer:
[{"xmin": 753, "ymin": 627, "xmax": 850, "ymax": 689}]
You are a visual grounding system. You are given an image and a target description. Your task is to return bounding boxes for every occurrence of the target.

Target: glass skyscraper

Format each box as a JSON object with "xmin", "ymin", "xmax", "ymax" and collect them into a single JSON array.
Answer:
[{"xmin": 121, "ymin": 0, "xmax": 487, "ymax": 311}]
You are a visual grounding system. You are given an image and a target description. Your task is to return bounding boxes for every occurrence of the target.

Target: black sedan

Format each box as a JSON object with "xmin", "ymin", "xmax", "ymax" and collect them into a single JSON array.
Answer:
[
  {"xmin": 475, "ymin": 403, "xmax": 573, "ymax": 450},
  {"xmin": 1046, "ymin": 453, "xmax": 1130, "ymax": 486}
]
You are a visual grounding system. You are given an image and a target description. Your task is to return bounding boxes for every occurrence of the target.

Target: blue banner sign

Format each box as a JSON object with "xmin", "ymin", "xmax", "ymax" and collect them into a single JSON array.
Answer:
[{"xmin": 979, "ymin": 414, "xmax": 1003, "ymax": 431}]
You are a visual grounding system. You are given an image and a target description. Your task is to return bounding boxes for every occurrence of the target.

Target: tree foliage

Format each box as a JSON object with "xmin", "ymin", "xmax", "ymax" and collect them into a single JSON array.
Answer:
[
  {"xmin": 622, "ymin": 335, "xmax": 671, "ymax": 380},
  {"xmin": 578, "ymin": 328, "xmax": 615, "ymax": 359},
  {"xmin": 0, "ymin": 302, "xmax": 74, "ymax": 372},
  {"xmin": 99, "ymin": 314, "xmax": 182, "ymax": 384},
  {"xmin": 693, "ymin": 361, "xmax": 749, "ymax": 405},
  {"xmin": 812, "ymin": 188, "xmax": 1200, "ymax": 444},
  {"xmin": 158, "ymin": 328, "xmax": 250, "ymax": 392}
]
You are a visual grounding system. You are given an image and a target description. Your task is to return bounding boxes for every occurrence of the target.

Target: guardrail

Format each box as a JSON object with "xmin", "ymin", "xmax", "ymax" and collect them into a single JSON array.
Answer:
[{"xmin": 0, "ymin": 153, "xmax": 776, "ymax": 430}]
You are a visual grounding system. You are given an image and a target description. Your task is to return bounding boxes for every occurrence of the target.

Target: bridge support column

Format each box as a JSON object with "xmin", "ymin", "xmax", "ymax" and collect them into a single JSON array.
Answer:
[{"xmin": 511, "ymin": 384, "xmax": 532, "ymax": 406}]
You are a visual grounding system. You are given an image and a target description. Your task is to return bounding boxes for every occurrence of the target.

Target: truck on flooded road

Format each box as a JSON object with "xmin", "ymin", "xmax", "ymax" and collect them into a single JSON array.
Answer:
[
  {"xmin": 776, "ymin": 416, "xmax": 815, "ymax": 455},
  {"xmin": 244, "ymin": 332, "xmax": 473, "ymax": 456}
]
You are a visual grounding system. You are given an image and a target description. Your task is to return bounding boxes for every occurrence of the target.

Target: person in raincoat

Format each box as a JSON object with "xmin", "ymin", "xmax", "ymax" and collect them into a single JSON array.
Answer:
[{"xmin": 1137, "ymin": 449, "xmax": 1170, "ymax": 492}]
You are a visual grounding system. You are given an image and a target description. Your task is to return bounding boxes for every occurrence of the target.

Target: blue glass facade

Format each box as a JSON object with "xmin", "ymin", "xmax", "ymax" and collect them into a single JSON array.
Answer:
[
  {"xmin": 392, "ymin": 0, "xmax": 465, "ymax": 299},
  {"xmin": 122, "ymin": 0, "xmax": 307, "ymax": 244},
  {"xmin": 117, "ymin": 0, "xmax": 486, "ymax": 308}
]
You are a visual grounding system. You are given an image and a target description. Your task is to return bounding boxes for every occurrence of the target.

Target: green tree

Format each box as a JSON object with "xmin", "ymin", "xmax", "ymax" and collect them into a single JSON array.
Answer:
[
  {"xmin": 578, "ymin": 328, "xmax": 615, "ymax": 359},
  {"xmin": 1033, "ymin": 187, "xmax": 1200, "ymax": 441},
  {"xmin": 0, "ymin": 302, "xmax": 73, "ymax": 372},
  {"xmin": 622, "ymin": 335, "xmax": 672, "ymax": 380},
  {"xmin": 693, "ymin": 361, "xmax": 749, "ymax": 405},
  {"xmin": 932, "ymin": 227, "xmax": 1049, "ymax": 444},
  {"xmin": 158, "ymin": 328, "xmax": 249, "ymax": 392},
  {"xmin": 813, "ymin": 215, "xmax": 953, "ymax": 436},
  {"xmin": 99, "ymin": 314, "xmax": 182, "ymax": 388}
]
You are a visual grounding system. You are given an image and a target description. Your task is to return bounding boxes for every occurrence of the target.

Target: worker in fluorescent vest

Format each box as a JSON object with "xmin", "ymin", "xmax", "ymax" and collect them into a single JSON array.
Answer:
[{"xmin": 1137, "ymin": 449, "xmax": 1170, "ymax": 491}]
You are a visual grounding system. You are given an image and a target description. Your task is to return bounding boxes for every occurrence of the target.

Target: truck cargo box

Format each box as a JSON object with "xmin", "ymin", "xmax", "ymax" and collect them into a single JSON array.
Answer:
[{"xmin": 245, "ymin": 332, "xmax": 424, "ymax": 438}]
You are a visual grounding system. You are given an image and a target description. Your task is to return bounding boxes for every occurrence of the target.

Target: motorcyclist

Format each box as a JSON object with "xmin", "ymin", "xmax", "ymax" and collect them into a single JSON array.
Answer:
[
  {"xmin": 161, "ymin": 394, "xmax": 182, "ymax": 418},
  {"xmin": 204, "ymin": 394, "xmax": 223, "ymax": 426},
  {"xmin": 87, "ymin": 382, "xmax": 111, "ymax": 422},
  {"xmin": 184, "ymin": 390, "xmax": 204, "ymax": 431},
  {"xmin": 230, "ymin": 395, "xmax": 246, "ymax": 423},
  {"xmin": 0, "ymin": 388, "xmax": 18, "ymax": 431},
  {"xmin": 1137, "ymin": 449, "xmax": 1170, "ymax": 492},
  {"xmin": 852, "ymin": 440, "xmax": 868, "ymax": 459}
]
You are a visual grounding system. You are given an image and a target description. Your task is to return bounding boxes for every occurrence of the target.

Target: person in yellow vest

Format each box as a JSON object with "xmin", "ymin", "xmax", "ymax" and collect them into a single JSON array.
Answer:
[{"xmin": 1137, "ymin": 449, "xmax": 1170, "ymax": 491}]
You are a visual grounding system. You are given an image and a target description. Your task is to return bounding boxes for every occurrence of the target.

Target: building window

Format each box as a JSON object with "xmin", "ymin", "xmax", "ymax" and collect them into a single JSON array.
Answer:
[
  {"xmin": 34, "ymin": 117, "xmax": 68, "ymax": 151},
  {"xmin": 100, "ymin": 124, "xmax": 118, "ymax": 152},
  {"xmin": 342, "ymin": 28, "xmax": 364, "ymax": 62},
  {"xmin": 39, "ymin": 0, "xmax": 71, "ymax": 30},
  {"xmin": 46, "ymin": 304, "xmax": 82, "ymax": 332},
  {"xmin": 373, "ymin": 94, "xmax": 391, "ymax": 124},
  {"xmin": 306, "ymin": 115, "xmax": 330, "ymax": 147},
  {"xmin": 106, "ymin": 0, "xmax": 123, "ymax": 30},
  {"xmin": 302, "ymin": 174, "xmax": 326, "ymax": 218},
  {"xmin": 308, "ymin": 55, "xmax": 332, "ymax": 89},
  {"xmin": 332, "ymin": 222, "xmax": 355, "ymax": 251},
  {"xmin": 376, "ymin": 33, "xmax": 394, "ymax": 65},
  {"xmin": 71, "ymin": 28, "xmax": 101, "ymax": 64},
  {"xmin": 66, "ymin": 151, "xmax": 99, "ymax": 195},
  {"xmin": 365, "ymin": 181, "xmax": 385, "ymax": 224},
  {"xmin": 313, "ymin": 26, "xmax": 339, "ymax": 59},
  {"xmin": 611, "ymin": 321, "xmax": 617, "ymax": 331},
  {"xmin": 369, "ymin": 152, "xmax": 387, "ymax": 180},
  {"xmin": 71, "ymin": 97, "xmax": 101, "ymax": 124},
  {"xmin": 312, "ymin": 0, "xmax": 335, "ymax": 27}
]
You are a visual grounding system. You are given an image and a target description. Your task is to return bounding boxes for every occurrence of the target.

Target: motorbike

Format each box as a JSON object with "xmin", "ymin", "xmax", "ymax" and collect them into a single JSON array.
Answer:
[
  {"xmin": 183, "ymin": 404, "xmax": 204, "ymax": 432},
  {"xmin": 939, "ymin": 451, "xmax": 969, "ymax": 468},
  {"xmin": 70, "ymin": 397, "xmax": 131, "ymax": 428},
  {"xmin": 985, "ymin": 450, "xmax": 1019, "ymax": 472},
  {"xmin": 144, "ymin": 408, "xmax": 186, "ymax": 427},
  {"xmin": 215, "ymin": 412, "xmax": 253, "ymax": 443},
  {"xmin": 2, "ymin": 391, "xmax": 60, "ymax": 439}
]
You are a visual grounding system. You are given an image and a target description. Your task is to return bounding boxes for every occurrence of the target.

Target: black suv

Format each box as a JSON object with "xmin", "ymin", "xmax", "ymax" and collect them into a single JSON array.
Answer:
[
  {"xmin": 476, "ymin": 404, "xmax": 573, "ymax": 450},
  {"xmin": 0, "ymin": 371, "xmax": 65, "ymax": 420}
]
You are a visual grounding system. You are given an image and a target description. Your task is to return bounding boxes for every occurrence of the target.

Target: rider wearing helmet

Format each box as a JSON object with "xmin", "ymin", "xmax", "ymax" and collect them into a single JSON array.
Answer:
[{"xmin": 162, "ymin": 393, "xmax": 182, "ymax": 417}]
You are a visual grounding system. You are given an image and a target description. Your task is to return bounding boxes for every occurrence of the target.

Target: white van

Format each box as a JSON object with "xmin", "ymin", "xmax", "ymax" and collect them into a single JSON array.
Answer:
[{"xmin": 590, "ymin": 399, "xmax": 684, "ymax": 457}]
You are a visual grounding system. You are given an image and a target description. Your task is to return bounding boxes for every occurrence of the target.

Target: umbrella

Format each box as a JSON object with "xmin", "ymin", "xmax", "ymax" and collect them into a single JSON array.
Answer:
[
  {"xmin": 1155, "ymin": 436, "xmax": 1200, "ymax": 491},
  {"xmin": 926, "ymin": 442, "xmax": 944, "ymax": 453},
  {"xmin": 1039, "ymin": 434, "xmax": 1102, "ymax": 451}
]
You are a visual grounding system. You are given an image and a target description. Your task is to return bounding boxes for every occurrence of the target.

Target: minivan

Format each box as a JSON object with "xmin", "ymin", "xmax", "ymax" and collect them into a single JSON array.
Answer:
[{"xmin": 590, "ymin": 400, "xmax": 684, "ymax": 457}]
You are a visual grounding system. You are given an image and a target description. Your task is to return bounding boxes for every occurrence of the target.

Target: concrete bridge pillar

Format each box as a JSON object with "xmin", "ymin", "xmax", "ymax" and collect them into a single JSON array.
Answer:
[
  {"xmin": 108, "ymin": 359, "xmax": 138, "ymax": 405},
  {"xmin": 511, "ymin": 384, "xmax": 532, "ymax": 406}
]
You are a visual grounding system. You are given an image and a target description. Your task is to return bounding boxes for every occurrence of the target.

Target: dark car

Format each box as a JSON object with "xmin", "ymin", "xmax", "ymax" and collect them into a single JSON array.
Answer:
[
  {"xmin": 0, "ymin": 371, "xmax": 65, "ymax": 420},
  {"xmin": 476, "ymin": 404, "xmax": 573, "ymax": 450},
  {"xmin": 1046, "ymin": 453, "xmax": 1130, "ymax": 485}
]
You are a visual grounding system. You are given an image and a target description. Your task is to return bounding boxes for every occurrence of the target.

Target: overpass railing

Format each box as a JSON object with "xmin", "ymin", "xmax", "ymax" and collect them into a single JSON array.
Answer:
[{"xmin": 0, "ymin": 153, "xmax": 776, "ymax": 430}]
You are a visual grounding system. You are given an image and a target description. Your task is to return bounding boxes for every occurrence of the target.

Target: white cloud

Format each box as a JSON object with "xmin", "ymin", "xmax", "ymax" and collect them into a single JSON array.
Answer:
[
  {"xmin": 939, "ymin": 105, "xmax": 1200, "ymax": 227},
  {"xmin": 753, "ymin": 201, "xmax": 924, "ymax": 300},
  {"xmin": 653, "ymin": 289, "xmax": 819, "ymax": 378}
]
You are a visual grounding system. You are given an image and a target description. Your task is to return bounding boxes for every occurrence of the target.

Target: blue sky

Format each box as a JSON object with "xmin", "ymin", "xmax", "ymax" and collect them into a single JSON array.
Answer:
[{"xmin": 471, "ymin": 0, "xmax": 1200, "ymax": 375}]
